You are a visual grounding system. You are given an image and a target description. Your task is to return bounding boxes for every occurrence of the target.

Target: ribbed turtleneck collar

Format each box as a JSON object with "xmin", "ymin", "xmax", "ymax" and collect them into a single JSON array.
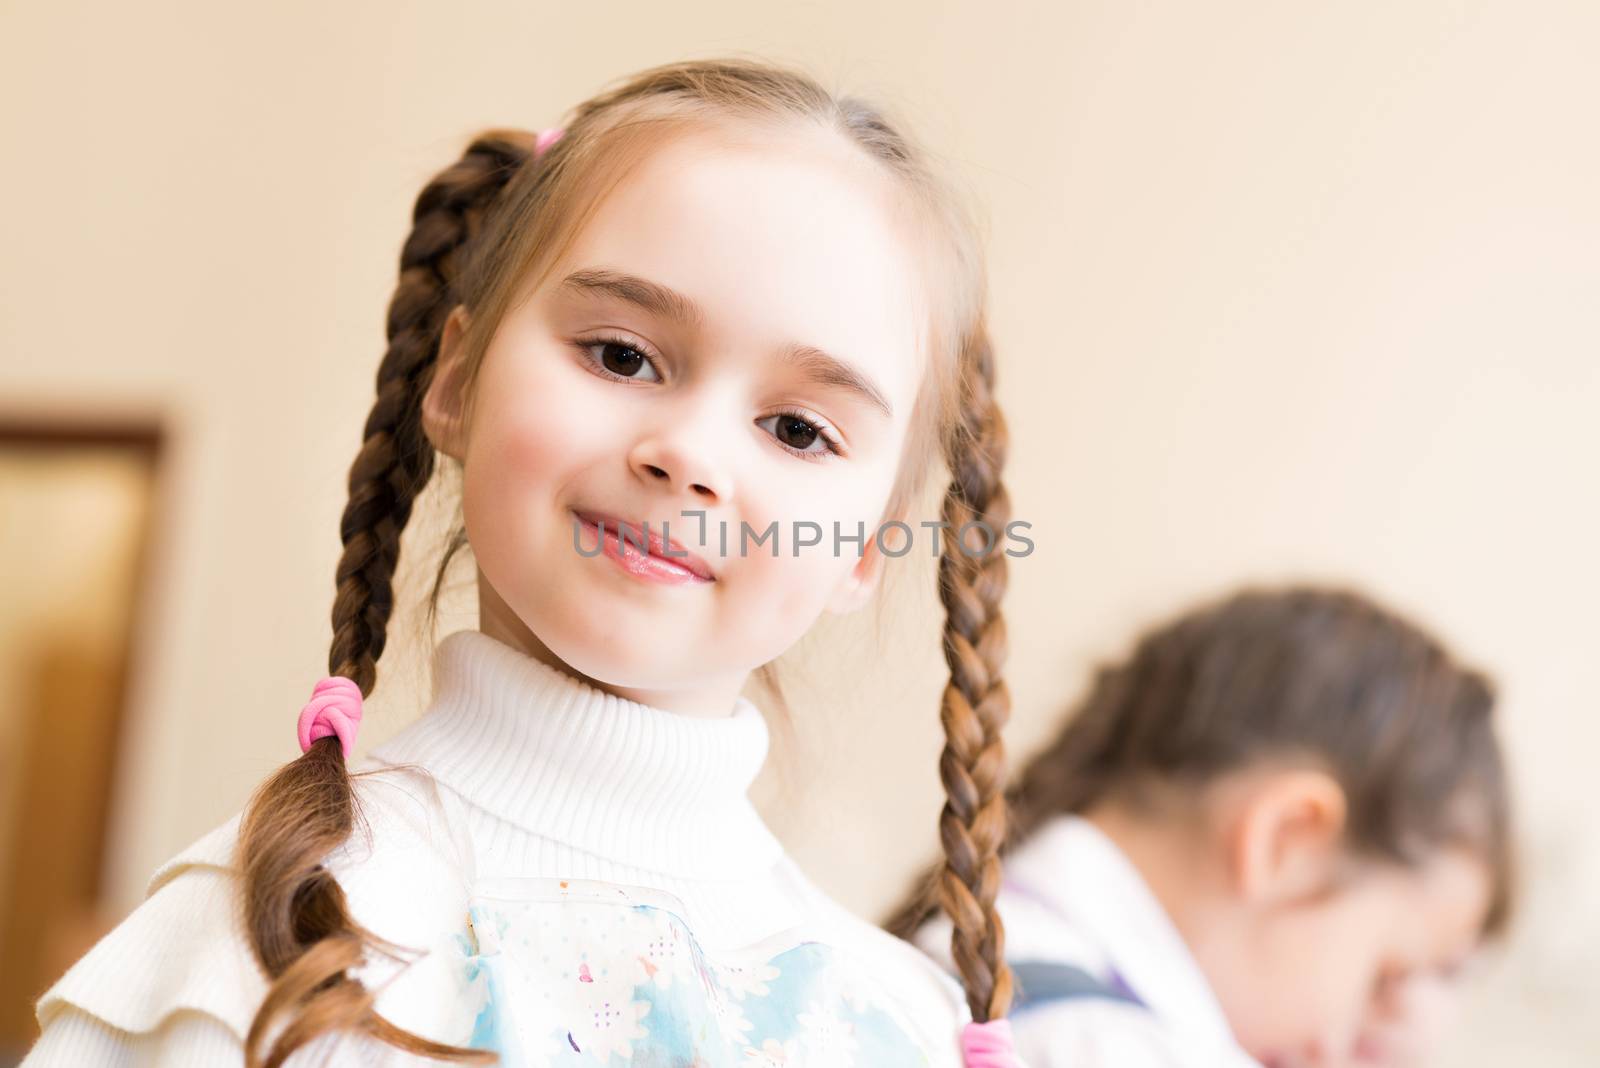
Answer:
[{"xmin": 366, "ymin": 629, "xmax": 783, "ymax": 880}]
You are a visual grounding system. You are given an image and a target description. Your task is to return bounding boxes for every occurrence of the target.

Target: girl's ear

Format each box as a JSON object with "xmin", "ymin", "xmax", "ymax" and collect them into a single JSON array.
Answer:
[
  {"xmin": 422, "ymin": 304, "xmax": 473, "ymax": 460},
  {"xmin": 1227, "ymin": 768, "xmax": 1349, "ymax": 907},
  {"xmin": 823, "ymin": 519, "xmax": 893, "ymax": 615}
]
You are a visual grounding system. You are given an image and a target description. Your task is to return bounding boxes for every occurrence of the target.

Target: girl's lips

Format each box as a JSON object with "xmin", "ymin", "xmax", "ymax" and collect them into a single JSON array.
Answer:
[{"xmin": 571, "ymin": 509, "xmax": 716, "ymax": 582}]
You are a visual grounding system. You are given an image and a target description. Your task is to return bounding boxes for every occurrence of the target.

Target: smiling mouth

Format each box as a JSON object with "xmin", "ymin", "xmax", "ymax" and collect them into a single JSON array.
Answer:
[{"xmin": 571, "ymin": 509, "xmax": 716, "ymax": 582}]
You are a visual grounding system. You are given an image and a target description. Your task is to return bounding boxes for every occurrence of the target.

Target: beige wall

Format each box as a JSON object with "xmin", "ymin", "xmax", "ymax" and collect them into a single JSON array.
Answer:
[{"xmin": 3, "ymin": 1, "xmax": 1595, "ymax": 1063}]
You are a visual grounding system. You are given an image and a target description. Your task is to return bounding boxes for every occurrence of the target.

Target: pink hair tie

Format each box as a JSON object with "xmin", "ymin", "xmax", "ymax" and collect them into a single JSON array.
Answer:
[
  {"xmin": 533, "ymin": 126, "xmax": 565, "ymax": 158},
  {"xmin": 962, "ymin": 1018, "xmax": 1022, "ymax": 1068},
  {"xmin": 297, "ymin": 675, "xmax": 364, "ymax": 758}
]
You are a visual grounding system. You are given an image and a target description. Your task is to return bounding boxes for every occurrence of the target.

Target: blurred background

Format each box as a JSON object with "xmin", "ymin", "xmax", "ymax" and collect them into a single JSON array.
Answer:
[{"xmin": 1, "ymin": 1, "xmax": 1595, "ymax": 1064}]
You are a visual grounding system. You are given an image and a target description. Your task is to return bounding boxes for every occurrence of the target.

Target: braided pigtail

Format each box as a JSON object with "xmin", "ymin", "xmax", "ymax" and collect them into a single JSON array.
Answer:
[
  {"xmin": 933, "ymin": 321, "xmax": 1015, "ymax": 1027},
  {"xmin": 235, "ymin": 130, "xmax": 537, "ymax": 1068}
]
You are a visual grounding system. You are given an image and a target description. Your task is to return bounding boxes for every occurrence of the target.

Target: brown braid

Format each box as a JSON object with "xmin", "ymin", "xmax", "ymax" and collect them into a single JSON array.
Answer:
[
  {"xmin": 235, "ymin": 130, "xmax": 536, "ymax": 1068},
  {"xmin": 933, "ymin": 322, "xmax": 1014, "ymax": 1023}
]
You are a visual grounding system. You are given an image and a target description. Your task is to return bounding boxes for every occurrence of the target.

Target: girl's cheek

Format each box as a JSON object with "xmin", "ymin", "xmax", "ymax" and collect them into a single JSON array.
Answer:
[{"xmin": 486, "ymin": 372, "xmax": 614, "ymax": 477}]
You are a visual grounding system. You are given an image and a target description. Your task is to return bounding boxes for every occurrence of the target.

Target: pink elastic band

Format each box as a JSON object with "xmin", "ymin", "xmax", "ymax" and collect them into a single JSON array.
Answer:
[
  {"xmin": 962, "ymin": 1018, "xmax": 1022, "ymax": 1068},
  {"xmin": 297, "ymin": 675, "xmax": 364, "ymax": 758},
  {"xmin": 534, "ymin": 126, "xmax": 565, "ymax": 158}
]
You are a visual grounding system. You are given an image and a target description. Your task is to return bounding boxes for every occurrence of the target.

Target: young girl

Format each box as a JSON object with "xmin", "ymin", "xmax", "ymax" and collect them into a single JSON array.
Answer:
[
  {"xmin": 890, "ymin": 585, "xmax": 1516, "ymax": 1068},
  {"xmin": 24, "ymin": 58, "xmax": 1025, "ymax": 1067}
]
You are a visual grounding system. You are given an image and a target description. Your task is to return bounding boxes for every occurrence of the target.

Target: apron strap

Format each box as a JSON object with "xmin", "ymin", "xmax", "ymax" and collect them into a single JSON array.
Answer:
[{"xmin": 1008, "ymin": 960, "xmax": 1147, "ymax": 1015}]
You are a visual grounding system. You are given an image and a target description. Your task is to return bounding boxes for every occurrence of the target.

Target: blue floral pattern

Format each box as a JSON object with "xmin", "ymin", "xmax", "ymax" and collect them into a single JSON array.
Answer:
[{"xmin": 454, "ymin": 878, "xmax": 935, "ymax": 1067}]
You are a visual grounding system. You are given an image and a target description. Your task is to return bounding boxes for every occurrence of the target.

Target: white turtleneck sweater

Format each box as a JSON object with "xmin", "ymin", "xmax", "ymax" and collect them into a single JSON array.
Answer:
[{"xmin": 25, "ymin": 629, "xmax": 968, "ymax": 1066}]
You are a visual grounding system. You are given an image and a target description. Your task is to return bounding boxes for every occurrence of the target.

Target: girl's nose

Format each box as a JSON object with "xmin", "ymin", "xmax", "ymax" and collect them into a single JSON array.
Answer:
[{"xmin": 627, "ymin": 424, "xmax": 733, "ymax": 505}]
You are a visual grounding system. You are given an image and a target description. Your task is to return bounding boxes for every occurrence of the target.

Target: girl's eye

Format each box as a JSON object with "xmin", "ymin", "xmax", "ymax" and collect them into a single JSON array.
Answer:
[
  {"xmin": 757, "ymin": 411, "xmax": 842, "ymax": 460},
  {"xmin": 578, "ymin": 338, "xmax": 662, "ymax": 383}
]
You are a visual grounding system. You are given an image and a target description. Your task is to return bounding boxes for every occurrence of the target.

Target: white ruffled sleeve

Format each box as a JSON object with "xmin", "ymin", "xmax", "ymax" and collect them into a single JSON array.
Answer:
[
  {"xmin": 23, "ymin": 762, "xmax": 482, "ymax": 1067},
  {"xmin": 23, "ymin": 812, "xmax": 263, "ymax": 1066},
  {"xmin": 22, "ymin": 1005, "xmax": 243, "ymax": 1068}
]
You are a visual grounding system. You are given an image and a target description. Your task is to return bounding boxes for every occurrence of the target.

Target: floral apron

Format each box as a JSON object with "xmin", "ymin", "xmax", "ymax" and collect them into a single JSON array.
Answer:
[{"xmin": 455, "ymin": 877, "xmax": 936, "ymax": 1067}]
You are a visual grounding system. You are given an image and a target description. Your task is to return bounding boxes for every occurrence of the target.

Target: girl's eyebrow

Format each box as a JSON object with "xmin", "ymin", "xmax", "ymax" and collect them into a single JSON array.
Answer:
[
  {"xmin": 777, "ymin": 343, "xmax": 893, "ymax": 418},
  {"xmin": 559, "ymin": 266, "xmax": 894, "ymax": 419},
  {"xmin": 561, "ymin": 267, "xmax": 704, "ymax": 329}
]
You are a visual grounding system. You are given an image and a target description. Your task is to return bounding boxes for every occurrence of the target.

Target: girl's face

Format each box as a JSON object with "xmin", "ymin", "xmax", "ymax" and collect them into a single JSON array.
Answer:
[
  {"xmin": 428, "ymin": 125, "xmax": 931, "ymax": 716},
  {"xmin": 1225, "ymin": 847, "xmax": 1491, "ymax": 1068}
]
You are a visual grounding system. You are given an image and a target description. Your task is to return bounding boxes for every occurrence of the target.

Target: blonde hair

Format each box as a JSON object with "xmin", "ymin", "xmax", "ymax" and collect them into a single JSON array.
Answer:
[{"xmin": 236, "ymin": 56, "xmax": 1013, "ymax": 1066}]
